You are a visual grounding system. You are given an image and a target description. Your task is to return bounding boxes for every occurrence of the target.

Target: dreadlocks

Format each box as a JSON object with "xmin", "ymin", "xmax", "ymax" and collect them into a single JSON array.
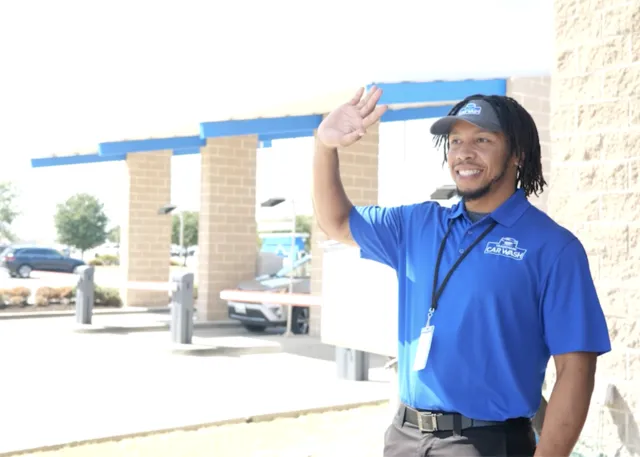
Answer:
[{"xmin": 433, "ymin": 94, "xmax": 547, "ymax": 198}]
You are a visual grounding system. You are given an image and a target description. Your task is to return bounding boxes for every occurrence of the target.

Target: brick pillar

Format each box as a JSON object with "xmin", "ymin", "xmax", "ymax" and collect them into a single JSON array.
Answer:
[
  {"xmin": 310, "ymin": 123, "xmax": 379, "ymax": 336},
  {"xmin": 121, "ymin": 151, "xmax": 172, "ymax": 307},
  {"xmin": 506, "ymin": 77, "xmax": 551, "ymax": 212},
  {"xmin": 197, "ymin": 136, "xmax": 258, "ymax": 321},
  {"xmin": 551, "ymin": 1, "xmax": 640, "ymax": 453}
]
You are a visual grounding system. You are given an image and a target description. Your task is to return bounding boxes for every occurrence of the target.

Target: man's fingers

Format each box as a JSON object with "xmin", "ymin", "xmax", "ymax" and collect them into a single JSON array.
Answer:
[
  {"xmin": 359, "ymin": 87, "xmax": 383, "ymax": 117},
  {"xmin": 363, "ymin": 105, "xmax": 388, "ymax": 128},
  {"xmin": 340, "ymin": 130, "xmax": 365, "ymax": 146},
  {"xmin": 356, "ymin": 85, "xmax": 378, "ymax": 110},
  {"xmin": 349, "ymin": 87, "xmax": 365, "ymax": 105}
]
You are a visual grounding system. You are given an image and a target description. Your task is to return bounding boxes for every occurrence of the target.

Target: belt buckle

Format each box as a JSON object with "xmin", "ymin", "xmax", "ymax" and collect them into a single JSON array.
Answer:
[{"xmin": 417, "ymin": 412, "xmax": 439, "ymax": 432}]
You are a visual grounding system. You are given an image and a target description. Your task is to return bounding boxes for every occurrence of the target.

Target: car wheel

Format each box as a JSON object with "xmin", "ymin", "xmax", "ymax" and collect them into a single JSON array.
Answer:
[
  {"xmin": 291, "ymin": 307, "xmax": 310, "ymax": 335},
  {"xmin": 17, "ymin": 264, "xmax": 32, "ymax": 279},
  {"xmin": 243, "ymin": 324, "xmax": 267, "ymax": 333}
]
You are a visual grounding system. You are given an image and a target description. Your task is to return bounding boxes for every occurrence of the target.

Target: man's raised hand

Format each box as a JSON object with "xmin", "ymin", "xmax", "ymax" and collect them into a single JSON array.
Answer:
[{"xmin": 317, "ymin": 86, "xmax": 388, "ymax": 148}]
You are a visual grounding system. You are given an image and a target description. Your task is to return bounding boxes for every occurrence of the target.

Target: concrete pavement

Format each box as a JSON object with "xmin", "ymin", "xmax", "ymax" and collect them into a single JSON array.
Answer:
[{"xmin": 0, "ymin": 314, "xmax": 392, "ymax": 455}]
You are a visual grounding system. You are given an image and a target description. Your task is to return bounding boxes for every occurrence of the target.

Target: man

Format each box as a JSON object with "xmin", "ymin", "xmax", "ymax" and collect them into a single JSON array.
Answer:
[{"xmin": 312, "ymin": 86, "xmax": 611, "ymax": 457}]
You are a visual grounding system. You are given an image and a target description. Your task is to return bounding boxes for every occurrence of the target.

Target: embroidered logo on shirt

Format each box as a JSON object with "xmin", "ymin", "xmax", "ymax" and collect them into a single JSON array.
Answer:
[
  {"xmin": 458, "ymin": 102, "xmax": 482, "ymax": 116},
  {"xmin": 484, "ymin": 237, "xmax": 527, "ymax": 261}
]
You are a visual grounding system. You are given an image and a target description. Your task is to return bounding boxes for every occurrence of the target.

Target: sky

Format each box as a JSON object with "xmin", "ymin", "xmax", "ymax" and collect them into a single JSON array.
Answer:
[{"xmin": 0, "ymin": 0, "xmax": 552, "ymax": 243}]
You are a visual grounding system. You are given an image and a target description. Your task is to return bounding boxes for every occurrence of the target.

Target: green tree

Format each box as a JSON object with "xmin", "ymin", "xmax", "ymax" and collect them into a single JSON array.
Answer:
[
  {"xmin": 107, "ymin": 226, "xmax": 120, "ymax": 243},
  {"xmin": 172, "ymin": 211, "xmax": 198, "ymax": 248},
  {"xmin": 54, "ymin": 193, "xmax": 109, "ymax": 258},
  {"xmin": 0, "ymin": 181, "xmax": 20, "ymax": 242}
]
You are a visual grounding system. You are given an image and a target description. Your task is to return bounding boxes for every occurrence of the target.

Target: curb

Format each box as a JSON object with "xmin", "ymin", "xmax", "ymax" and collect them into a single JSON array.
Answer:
[
  {"xmin": 0, "ymin": 307, "xmax": 171, "ymax": 320},
  {"xmin": 0, "ymin": 399, "xmax": 389, "ymax": 457},
  {"xmin": 70, "ymin": 319, "xmax": 241, "ymax": 334},
  {"xmin": 169, "ymin": 341, "xmax": 282, "ymax": 357}
]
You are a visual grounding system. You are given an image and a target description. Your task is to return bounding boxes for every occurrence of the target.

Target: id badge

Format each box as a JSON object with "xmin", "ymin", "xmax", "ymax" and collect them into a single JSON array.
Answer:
[{"xmin": 412, "ymin": 325, "xmax": 435, "ymax": 372}]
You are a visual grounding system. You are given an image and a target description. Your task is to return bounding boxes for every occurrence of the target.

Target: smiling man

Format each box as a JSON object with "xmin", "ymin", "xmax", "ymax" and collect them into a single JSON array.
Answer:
[{"xmin": 312, "ymin": 87, "xmax": 611, "ymax": 457}]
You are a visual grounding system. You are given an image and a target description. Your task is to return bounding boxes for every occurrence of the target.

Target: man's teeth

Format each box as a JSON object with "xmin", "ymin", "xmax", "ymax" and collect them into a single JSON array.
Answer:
[{"xmin": 459, "ymin": 169, "xmax": 481, "ymax": 177}]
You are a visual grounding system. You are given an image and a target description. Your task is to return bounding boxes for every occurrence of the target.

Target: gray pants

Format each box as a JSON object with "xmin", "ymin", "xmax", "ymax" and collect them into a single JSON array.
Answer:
[{"xmin": 383, "ymin": 405, "xmax": 536, "ymax": 457}]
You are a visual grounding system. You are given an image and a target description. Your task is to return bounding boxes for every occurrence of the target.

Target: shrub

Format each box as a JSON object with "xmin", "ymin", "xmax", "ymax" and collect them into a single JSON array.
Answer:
[
  {"xmin": 95, "ymin": 286, "xmax": 122, "ymax": 307},
  {"xmin": 0, "ymin": 287, "xmax": 30, "ymax": 306},
  {"xmin": 34, "ymin": 286, "xmax": 76, "ymax": 305},
  {"xmin": 29, "ymin": 285, "xmax": 123, "ymax": 308},
  {"xmin": 95, "ymin": 254, "xmax": 119, "ymax": 266},
  {"xmin": 88, "ymin": 258, "xmax": 104, "ymax": 266},
  {"xmin": 170, "ymin": 259, "xmax": 181, "ymax": 266},
  {"xmin": 35, "ymin": 286, "xmax": 59, "ymax": 300},
  {"xmin": 9, "ymin": 287, "xmax": 30, "ymax": 298},
  {"xmin": 58, "ymin": 286, "xmax": 74, "ymax": 299},
  {"xmin": 8, "ymin": 295, "xmax": 25, "ymax": 306}
]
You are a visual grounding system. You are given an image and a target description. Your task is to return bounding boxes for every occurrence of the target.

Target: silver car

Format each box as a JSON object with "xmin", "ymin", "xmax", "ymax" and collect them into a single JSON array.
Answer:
[{"xmin": 227, "ymin": 255, "xmax": 311, "ymax": 334}]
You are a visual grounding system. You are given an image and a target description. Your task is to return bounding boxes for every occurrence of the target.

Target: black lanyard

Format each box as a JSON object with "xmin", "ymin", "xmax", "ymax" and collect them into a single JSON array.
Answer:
[{"xmin": 427, "ymin": 219, "xmax": 498, "ymax": 325}]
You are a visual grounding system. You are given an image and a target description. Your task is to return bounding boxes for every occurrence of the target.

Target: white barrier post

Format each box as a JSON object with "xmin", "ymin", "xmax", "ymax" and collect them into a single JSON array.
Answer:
[
  {"xmin": 75, "ymin": 266, "xmax": 95, "ymax": 325},
  {"xmin": 170, "ymin": 272, "xmax": 194, "ymax": 344},
  {"xmin": 336, "ymin": 347, "xmax": 369, "ymax": 381}
]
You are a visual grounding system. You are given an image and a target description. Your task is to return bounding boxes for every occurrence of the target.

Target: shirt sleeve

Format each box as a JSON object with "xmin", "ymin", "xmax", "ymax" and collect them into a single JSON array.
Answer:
[
  {"xmin": 541, "ymin": 238, "xmax": 611, "ymax": 356},
  {"xmin": 348, "ymin": 205, "xmax": 408, "ymax": 270}
]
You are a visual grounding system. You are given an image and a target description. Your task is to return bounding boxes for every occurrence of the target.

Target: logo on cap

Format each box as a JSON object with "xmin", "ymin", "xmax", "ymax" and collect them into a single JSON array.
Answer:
[{"xmin": 458, "ymin": 102, "xmax": 482, "ymax": 116}]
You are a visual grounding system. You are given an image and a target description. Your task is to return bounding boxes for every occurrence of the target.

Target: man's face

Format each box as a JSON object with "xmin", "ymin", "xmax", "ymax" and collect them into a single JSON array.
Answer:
[{"xmin": 446, "ymin": 120, "xmax": 515, "ymax": 201}]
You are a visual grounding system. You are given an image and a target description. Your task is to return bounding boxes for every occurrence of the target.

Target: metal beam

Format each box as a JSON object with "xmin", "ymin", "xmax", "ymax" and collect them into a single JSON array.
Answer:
[
  {"xmin": 172, "ymin": 147, "xmax": 201, "ymax": 157},
  {"xmin": 98, "ymin": 135, "xmax": 205, "ymax": 156},
  {"xmin": 200, "ymin": 115, "xmax": 323, "ymax": 139},
  {"xmin": 369, "ymin": 79, "xmax": 508, "ymax": 105},
  {"xmin": 258, "ymin": 130, "xmax": 315, "ymax": 142},
  {"xmin": 381, "ymin": 105, "xmax": 454, "ymax": 123},
  {"xmin": 31, "ymin": 153, "xmax": 125, "ymax": 168}
]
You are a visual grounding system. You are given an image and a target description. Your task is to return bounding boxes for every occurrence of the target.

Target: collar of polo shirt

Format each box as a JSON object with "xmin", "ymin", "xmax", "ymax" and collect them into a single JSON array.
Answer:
[{"xmin": 448, "ymin": 188, "xmax": 530, "ymax": 227}]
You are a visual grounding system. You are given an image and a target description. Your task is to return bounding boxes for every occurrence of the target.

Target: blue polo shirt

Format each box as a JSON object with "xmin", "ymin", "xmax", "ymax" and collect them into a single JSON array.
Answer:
[{"xmin": 349, "ymin": 189, "xmax": 611, "ymax": 421}]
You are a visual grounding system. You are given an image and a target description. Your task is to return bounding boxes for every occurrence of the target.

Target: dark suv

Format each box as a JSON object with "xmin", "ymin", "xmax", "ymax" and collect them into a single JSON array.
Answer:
[{"xmin": 0, "ymin": 246, "xmax": 85, "ymax": 278}]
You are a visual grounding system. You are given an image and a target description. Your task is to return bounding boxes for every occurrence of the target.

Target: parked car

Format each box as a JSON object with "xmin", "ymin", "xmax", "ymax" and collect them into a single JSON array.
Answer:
[
  {"xmin": 0, "ymin": 245, "xmax": 86, "ymax": 278},
  {"xmin": 227, "ymin": 255, "xmax": 311, "ymax": 334}
]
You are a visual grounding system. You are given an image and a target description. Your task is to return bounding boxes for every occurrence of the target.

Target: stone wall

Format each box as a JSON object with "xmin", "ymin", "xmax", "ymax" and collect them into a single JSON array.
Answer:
[
  {"xmin": 120, "ymin": 151, "xmax": 172, "ymax": 307},
  {"xmin": 550, "ymin": 1, "xmax": 640, "ymax": 454},
  {"xmin": 197, "ymin": 136, "xmax": 259, "ymax": 321}
]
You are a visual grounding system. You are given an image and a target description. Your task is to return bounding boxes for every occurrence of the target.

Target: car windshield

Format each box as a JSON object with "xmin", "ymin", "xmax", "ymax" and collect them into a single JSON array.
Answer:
[{"xmin": 274, "ymin": 256, "xmax": 311, "ymax": 278}]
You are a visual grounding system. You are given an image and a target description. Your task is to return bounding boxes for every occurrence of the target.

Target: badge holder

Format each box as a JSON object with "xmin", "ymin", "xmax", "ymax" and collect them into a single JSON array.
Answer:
[{"xmin": 412, "ymin": 308, "xmax": 435, "ymax": 372}]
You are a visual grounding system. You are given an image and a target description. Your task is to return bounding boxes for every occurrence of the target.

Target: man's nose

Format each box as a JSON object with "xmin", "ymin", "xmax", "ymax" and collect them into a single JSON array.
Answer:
[{"xmin": 456, "ymin": 144, "xmax": 476, "ymax": 161}]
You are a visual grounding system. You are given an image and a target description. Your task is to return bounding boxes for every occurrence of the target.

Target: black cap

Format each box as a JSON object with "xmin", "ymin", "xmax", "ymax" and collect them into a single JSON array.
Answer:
[{"xmin": 430, "ymin": 100, "xmax": 502, "ymax": 135}]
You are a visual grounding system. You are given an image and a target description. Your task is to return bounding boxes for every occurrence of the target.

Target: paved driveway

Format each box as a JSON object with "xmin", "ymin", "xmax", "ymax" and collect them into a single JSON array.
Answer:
[{"xmin": 0, "ymin": 316, "xmax": 391, "ymax": 455}]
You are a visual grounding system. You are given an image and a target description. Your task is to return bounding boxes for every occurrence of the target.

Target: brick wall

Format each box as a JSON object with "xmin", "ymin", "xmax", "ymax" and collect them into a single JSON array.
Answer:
[
  {"xmin": 198, "ymin": 136, "xmax": 258, "ymax": 321},
  {"xmin": 551, "ymin": 1, "xmax": 640, "ymax": 454},
  {"xmin": 506, "ymin": 77, "xmax": 552, "ymax": 212},
  {"xmin": 309, "ymin": 123, "xmax": 379, "ymax": 336},
  {"xmin": 121, "ymin": 151, "xmax": 172, "ymax": 307}
]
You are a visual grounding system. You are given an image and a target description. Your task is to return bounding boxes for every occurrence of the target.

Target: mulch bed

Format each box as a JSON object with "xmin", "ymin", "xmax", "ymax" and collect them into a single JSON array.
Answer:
[{"xmin": 0, "ymin": 303, "xmax": 121, "ymax": 313}]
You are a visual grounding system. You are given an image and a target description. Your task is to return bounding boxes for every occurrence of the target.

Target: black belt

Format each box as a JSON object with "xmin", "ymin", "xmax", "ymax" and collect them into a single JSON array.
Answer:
[{"xmin": 403, "ymin": 405, "xmax": 528, "ymax": 433}]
